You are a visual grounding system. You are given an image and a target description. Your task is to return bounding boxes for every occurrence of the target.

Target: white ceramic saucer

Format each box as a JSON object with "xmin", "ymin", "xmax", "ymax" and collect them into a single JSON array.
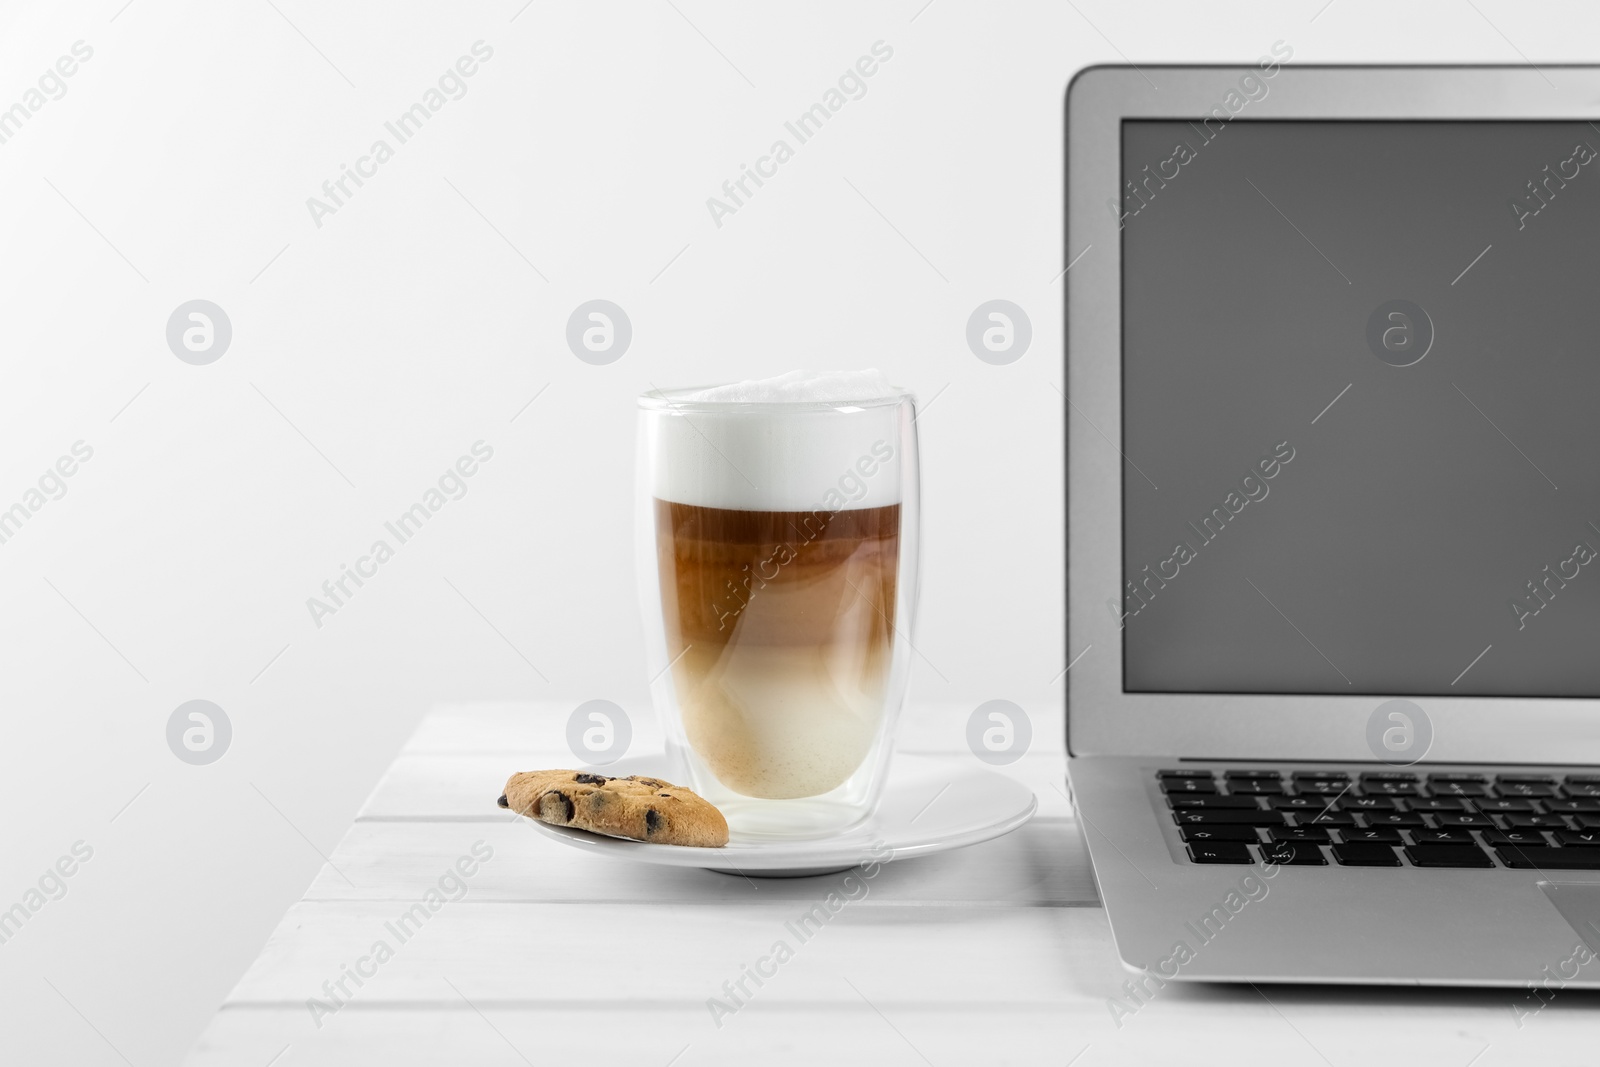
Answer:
[{"xmin": 526, "ymin": 753, "xmax": 1037, "ymax": 877}]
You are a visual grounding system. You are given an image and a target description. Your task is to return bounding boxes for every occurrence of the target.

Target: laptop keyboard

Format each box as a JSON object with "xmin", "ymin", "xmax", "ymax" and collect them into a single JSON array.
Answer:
[{"xmin": 1161, "ymin": 768, "xmax": 1600, "ymax": 869}]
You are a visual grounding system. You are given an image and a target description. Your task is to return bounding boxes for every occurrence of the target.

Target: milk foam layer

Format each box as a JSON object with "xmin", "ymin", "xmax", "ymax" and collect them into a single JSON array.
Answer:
[{"xmin": 647, "ymin": 370, "xmax": 909, "ymax": 512}]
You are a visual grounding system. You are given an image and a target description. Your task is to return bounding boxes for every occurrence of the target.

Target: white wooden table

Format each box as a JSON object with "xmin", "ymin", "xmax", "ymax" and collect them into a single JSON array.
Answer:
[{"xmin": 186, "ymin": 703, "xmax": 1597, "ymax": 1065}]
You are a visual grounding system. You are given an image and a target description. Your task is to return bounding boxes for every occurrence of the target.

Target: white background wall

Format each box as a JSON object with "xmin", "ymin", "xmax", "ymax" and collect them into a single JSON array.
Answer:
[{"xmin": 0, "ymin": 1, "xmax": 1591, "ymax": 1062}]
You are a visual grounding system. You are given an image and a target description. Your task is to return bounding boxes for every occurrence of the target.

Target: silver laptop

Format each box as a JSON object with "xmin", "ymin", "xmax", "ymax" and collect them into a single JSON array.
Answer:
[{"xmin": 1065, "ymin": 64, "xmax": 1600, "ymax": 987}]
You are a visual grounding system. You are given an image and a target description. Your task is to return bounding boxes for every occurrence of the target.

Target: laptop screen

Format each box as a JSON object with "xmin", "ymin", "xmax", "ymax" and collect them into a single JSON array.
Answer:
[{"xmin": 1120, "ymin": 119, "xmax": 1600, "ymax": 697}]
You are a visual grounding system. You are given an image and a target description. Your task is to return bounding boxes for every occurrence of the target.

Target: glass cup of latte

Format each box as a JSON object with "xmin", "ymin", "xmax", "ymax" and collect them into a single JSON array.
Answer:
[{"xmin": 636, "ymin": 372, "xmax": 920, "ymax": 837}]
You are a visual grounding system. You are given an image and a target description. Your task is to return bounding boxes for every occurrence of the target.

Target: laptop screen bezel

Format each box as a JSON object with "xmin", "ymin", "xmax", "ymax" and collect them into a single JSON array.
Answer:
[{"xmin": 1065, "ymin": 64, "xmax": 1600, "ymax": 762}]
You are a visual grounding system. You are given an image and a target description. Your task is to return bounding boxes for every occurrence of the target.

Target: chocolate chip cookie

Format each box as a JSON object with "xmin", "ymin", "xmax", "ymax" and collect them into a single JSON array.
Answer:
[{"xmin": 498, "ymin": 770, "xmax": 728, "ymax": 847}]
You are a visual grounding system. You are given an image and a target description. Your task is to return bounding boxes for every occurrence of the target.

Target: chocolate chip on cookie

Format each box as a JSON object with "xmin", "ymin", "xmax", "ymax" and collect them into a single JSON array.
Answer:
[{"xmin": 499, "ymin": 769, "xmax": 728, "ymax": 847}]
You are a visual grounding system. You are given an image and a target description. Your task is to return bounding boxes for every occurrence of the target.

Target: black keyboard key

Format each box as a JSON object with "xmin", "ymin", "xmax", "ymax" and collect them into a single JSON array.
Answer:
[
  {"xmin": 1227, "ymin": 780, "xmax": 1285, "ymax": 795},
  {"xmin": 1299, "ymin": 812, "xmax": 1356, "ymax": 827},
  {"xmin": 1180, "ymin": 826, "xmax": 1260, "ymax": 843},
  {"xmin": 1168, "ymin": 795, "xmax": 1260, "ymax": 809},
  {"xmin": 1293, "ymin": 781, "xmax": 1351, "ymax": 796},
  {"xmin": 1161, "ymin": 778, "xmax": 1217, "ymax": 794},
  {"xmin": 1159, "ymin": 769, "xmax": 1212, "ymax": 778},
  {"xmin": 1471, "ymin": 798, "xmax": 1538, "ymax": 813},
  {"xmin": 1553, "ymin": 829, "xmax": 1600, "ymax": 847},
  {"xmin": 1547, "ymin": 799, "xmax": 1600, "ymax": 813},
  {"xmin": 1361, "ymin": 772, "xmax": 1418, "ymax": 782},
  {"xmin": 1563, "ymin": 784, "xmax": 1600, "ymax": 798},
  {"xmin": 1340, "ymin": 827, "xmax": 1402, "ymax": 843},
  {"xmin": 1502, "ymin": 814, "xmax": 1570, "ymax": 830},
  {"xmin": 1497, "ymin": 774, "xmax": 1557, "ymax": 785},
  {"xmin": 1364, "ymin": 781, "xmax": 1420, "ymax": 796},
  {"xmin": 1483, "ymin": 830, "xmax": 1548, "ymax": 847},
  {"xmin": 1363, "ymin": 813, "xmax": 1426, "ymax": 828},
  {"xmin": 1291, "ymin": 771, "xmax": 1349, "ymax": 781},
  {"xmin": 1427, "ymin": 782, "xmax": 1487, "ymax": 797},
  {"xmin": 1496, "ymin": 846, "xmax": 1600, "ymax": 870},
  {"xmin": 1495, "ymin": 783, "xmax": 1557, "ymax": 798},
  {"xmin": 1188, "ymin": 842, "xmax": 1254, "ymax": 864},
  {"xmin": 1407, "ymin": 798, "xmax": 1466, "ymax": 812},
  {"xmin": 1174, "ymin": 810, "xmax": 1285, "ymax": 826},
  {"xmin": 1405, "ymin": 844, "xmax": 1493, "ymax": 868},
  {"xmin": 1435, "ymin": 813, "xmax": 1494, "ymax": 828},
  {"xmin": 1269, "ymin": 826, "xmax": 1331, "ymax": 842},
  {"xmin": 1565, "ymin": 774, "xmax": 1600, "ymax": 785},
  {"xmin": 1260, "ymin": 841, "xmax": 1327, "ymax": 865},
  {"xmin": 1332, "ymin": 843, "xmax": 1401, "ymax": 867},
  {"xmin": 1224, "ymin": 769, "xmax": 1281, "ymax": 780},
  {"xmin": 1574, "ymin": 815, "xmax": 1600, "ymax": 830},
  {"xmin": 1428, "ymin": 772, "xmax": 1487, "ymax": 783},
  {"xmin": 1339, "ymin": 796, "xmax": 1398, "ymax": 811},
  {"xmin": 1410, "ymin": 829, "xmax": 1477, "ymax": 845},
  {"xmin": 1270, "ymin": 796, "xmax": 1324, "ymax": 810}
]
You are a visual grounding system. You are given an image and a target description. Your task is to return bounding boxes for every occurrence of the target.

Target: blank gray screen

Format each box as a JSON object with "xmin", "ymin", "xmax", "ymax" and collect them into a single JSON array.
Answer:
[{"xmin": 1121, "ymin": 120, "xmax": 1600, "ymax": 696}]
